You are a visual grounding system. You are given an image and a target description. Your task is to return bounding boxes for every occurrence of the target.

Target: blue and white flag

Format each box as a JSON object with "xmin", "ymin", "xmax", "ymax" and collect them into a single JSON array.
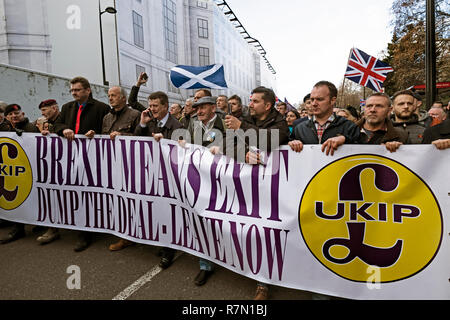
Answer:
[{"xmin": 170, "ymin": 64, "xmax": 228, "ymax": 89}]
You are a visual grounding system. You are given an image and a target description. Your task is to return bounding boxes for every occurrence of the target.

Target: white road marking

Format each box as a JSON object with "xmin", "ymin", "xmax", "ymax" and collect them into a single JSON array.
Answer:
[
  {"xmin": 112, "ymin": 252, "xmax": 182, "ymax": 300},
  {"xmin": 112, "ymin": 265, "xmax": 162, "ymax": 300}
]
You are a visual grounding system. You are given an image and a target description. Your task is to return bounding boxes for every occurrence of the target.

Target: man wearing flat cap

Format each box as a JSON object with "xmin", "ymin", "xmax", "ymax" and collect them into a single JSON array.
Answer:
[
  {"xmin": 32, "ymin": 99, "xmax": 62, "ymax": 245},
  {"xmin": 53, "ymin": 76, "xmax": 109, "ymax": 252},
  {"xmin": 0, "ymin": 103, "xmax": 14, "ymax": 229},
  {"xmin": 184, "ymin": 96, "xmax": 227, "ymax": 286}
]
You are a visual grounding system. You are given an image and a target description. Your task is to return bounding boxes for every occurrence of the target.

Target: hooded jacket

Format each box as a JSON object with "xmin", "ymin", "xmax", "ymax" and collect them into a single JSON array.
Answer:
[{"xmin": 390, "ymin": 113, "xmax": 425, "ymax": 144}]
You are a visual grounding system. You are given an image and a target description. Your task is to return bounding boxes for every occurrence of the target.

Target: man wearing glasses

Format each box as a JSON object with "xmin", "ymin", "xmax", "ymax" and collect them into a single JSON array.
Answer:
[
  {"xmin": 54, "ymin": 76, "xmax": 110, "ymax": 252},
  {"xmin": 54, "ymin": 76, "xmax": 109, "ymax": 141}
]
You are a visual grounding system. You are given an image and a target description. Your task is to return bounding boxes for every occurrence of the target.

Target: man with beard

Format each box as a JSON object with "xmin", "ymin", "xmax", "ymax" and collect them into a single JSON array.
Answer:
[
  {"xmin": 4, "ymin": 104, "xmax": 39, "ymax": 132},
  {"xmin": 216, "ymin": 95, "xmax": 228, "ymax": 114},
  {"xmin": 38, "ymin": 99, "xmax": 61, "ymax": 135},
  {"xmin": 390, "ymin": 90, "xmax": 425, "ymax": 144},
  {"xmin": 35, "ymin": 99, "xmax": 63, "ymax": 245}
]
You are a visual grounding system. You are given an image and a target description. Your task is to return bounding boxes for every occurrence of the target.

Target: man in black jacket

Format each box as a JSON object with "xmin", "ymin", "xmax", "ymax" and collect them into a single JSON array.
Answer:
[
  {"xmin": 35, "ymin": 99, "xmax": 63, "ymax": 245},
  {"xmin": 0, "ymin": 104, "xmax": 39, "ymax": 244},
  {"xmin": 54, "ymin": 77, "xmax": 109, "ymax": 140},
  {"xmin": 135, "ymin": 91, "xmax": 183, "ymax": 268},
  {"xmin": 222, "ymin": 86, "xmax": 289, "ymax": 300},
  {"xmin": 390, "ymin": 90, "xmax": 425, "ymax": 144},
  {"xmin": 54, "ymin": 76, "xmax": 109, "ymax": 252},
  {"xmin": 356, "ymin": 93, "xmax": 408, "ymax": 152},
  {"xmin": 180, "ymin": 96, "xmax": 227, "ymax": 286},
  {"xmin": 0, "ymin": 104, "xmax": 15, "ymax": 230},
  {"xmin": 289, "ymin": 81, "xmax": 360, "ymax": 155},
  {"xmin": 224, "ymin": 86, "xmax": 290, "ymax": 164},
  {"xmin": 422, "ymin": 118, "xmax": 450, "ymax": 149},
  {"xmin": 4, "ymin": 104, "xmax": 39, "ymax": 133},
  {"xmin": 38, "ymin": 99, "xmax": 61, "ymax": 135}
]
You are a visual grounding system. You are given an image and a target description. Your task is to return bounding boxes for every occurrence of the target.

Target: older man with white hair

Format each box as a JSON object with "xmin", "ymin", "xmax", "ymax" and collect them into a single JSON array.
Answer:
[
  {"xmin": 427, "ymin": 106, "xmax": 447, "ymax": 127},
  {"xmin": 101, "ymin": 86, "xmax": 140, "ymax": 141}
]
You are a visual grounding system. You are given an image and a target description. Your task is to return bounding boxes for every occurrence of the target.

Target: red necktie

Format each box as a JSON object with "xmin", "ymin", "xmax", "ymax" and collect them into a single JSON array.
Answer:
[{"xmin": 75, "ymin": 104, "xmax": 83, "ymax": 134}]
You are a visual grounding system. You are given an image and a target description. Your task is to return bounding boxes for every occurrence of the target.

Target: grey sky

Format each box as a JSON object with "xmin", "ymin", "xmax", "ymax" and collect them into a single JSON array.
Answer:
[{"xmin": 224, "ymin": 0, "xmax": 394, "ymax": 104}]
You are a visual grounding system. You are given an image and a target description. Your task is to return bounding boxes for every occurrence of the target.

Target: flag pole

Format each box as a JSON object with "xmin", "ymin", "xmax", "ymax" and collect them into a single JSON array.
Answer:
[
  {"xmin": 340, "ymin": 77, "xmax": 346, "ymax": 107},
  {"xmin": 340, "ymin": 48, "xmax": 353, "ymax": 107}
]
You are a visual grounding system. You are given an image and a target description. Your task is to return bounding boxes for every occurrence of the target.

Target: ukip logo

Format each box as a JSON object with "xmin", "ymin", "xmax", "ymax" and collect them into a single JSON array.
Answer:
[
  {"xmin": 299, "ymin": 154, "xmax": 442, "ymax": 283},
  {"xmin": 0, "ymin": 138, "xmax": 32, "ymax": 210}
]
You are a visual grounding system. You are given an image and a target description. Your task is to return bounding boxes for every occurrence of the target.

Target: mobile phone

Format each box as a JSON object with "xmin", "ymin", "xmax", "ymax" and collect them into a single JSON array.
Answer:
[
  {"xmin": 249, "ymin": 146, "xmax": 266, "ymax": 166},
  {"xmin": 142, "ymin": 73, "xmax": 148, "ymax": 81},
  {"xmin": 249, "ymin": 146, "xmax": 260, "ymax": 154},
  {"xmin": 227, "ymin": 103, "xmax": 232, "ymax": 115}
]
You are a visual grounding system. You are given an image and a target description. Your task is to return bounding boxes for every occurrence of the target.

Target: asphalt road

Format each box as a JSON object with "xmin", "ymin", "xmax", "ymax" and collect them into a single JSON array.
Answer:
[{"xmin": 0, "ymin": 224, "xmax": 317, "ymax": 301}]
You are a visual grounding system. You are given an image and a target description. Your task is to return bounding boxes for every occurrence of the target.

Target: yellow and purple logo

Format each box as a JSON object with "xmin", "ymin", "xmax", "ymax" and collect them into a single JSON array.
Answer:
[
  {"xmin": 299, "ymin": 154, "xmax": 442, "ymax": 283},
  {"xmin": 0, "ymin": 138, "xmax": 32, "ymax": 210}
]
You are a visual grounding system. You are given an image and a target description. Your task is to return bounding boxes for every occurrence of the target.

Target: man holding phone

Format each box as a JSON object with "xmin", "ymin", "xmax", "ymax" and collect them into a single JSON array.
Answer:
[{"xmin": 134, "ymin": 91, "xmax": 183, "ymax": 269}]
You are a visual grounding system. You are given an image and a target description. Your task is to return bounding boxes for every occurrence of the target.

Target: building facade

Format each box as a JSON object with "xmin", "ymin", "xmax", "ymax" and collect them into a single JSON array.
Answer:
[{"xmin": 0, "ymin": 0, "xmax": 276, "ymax": 107}]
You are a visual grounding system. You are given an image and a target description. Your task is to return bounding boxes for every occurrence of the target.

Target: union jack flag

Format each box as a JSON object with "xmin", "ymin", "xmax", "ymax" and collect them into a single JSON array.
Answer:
[{"xmin": 345, "ymin": 48, "xmax": 393, "ymax": 92}]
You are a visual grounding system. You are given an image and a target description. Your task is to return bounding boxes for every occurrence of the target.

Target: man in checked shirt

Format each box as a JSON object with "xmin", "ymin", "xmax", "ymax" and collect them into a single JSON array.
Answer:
[{"xmin": 289, "ymin": 81, "xmax": 360, "ymax": 155}]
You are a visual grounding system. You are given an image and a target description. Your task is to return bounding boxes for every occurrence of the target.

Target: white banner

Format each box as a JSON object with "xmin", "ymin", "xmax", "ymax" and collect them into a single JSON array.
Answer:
[{"xmin": 0, "ymin": 132, "xmax": 449, "ymax": 300}]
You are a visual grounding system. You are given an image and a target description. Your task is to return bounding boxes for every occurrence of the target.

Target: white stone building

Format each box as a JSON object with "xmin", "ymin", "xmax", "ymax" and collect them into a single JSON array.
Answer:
[{"xmin": 0, "ymin": 0, "xmax": 276, "ymax": 106}]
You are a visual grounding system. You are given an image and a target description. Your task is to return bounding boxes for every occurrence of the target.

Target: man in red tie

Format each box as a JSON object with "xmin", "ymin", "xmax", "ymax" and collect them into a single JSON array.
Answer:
[
  {"xmin": 54, "ymin": 76, "xmax": 110, "ymax": 252},
  {"xmin": 54, "ymin": 77, "xmax": 110, "ymax": 140}
]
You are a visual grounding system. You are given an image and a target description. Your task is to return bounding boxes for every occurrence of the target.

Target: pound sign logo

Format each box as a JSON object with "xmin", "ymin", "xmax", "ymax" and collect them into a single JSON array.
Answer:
[
  {"xmin": 299, "ymin": 154, "xmax": 442, "ymax": 283},
  {"xmin": 0, "ymin": 138, "xmax": 32, "ymax": 210}
]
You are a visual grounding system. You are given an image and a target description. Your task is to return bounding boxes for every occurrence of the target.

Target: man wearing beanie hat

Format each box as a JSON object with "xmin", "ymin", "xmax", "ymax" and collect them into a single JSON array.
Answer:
[
  {"xmin": 32, "ymin": 99, "xmax": 62, "ymax": 245},
  {"xmin": 38, "ymin": 99, "xmax": 61, "ymax": 135},
  {"xmin": 0, "ymin": 103, "xmax": 14, "ymax": 229},
  {"xmin": 0, "ymin": 104, "xmax": 39, "ymax": 244},
  {"xmin": 183, "ymin": 95, "xmax": 227, "ymax": 286},
  {"xmin": 4, "ymin": 104, "xmax": 39, "ymax": 133}
]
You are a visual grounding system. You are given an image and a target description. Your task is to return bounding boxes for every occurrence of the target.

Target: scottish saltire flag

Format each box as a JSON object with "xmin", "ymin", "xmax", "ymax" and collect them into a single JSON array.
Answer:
[
  {"xmin": 170, "ymin": 64, "xmax": 228, "ymax": 89},
  {"xmin": 345, "ymin": 48, "xmax": 393, "ymax": 92}
]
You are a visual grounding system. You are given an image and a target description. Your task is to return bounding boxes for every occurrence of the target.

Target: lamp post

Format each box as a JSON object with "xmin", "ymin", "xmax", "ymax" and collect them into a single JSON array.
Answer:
[
  {"xmin": 99, "ymin": 2, "xmax": 117, "ymax": 86},
  {"xmin": 425, "ymin": 0, "xmax": 436, "ymax": 109}
]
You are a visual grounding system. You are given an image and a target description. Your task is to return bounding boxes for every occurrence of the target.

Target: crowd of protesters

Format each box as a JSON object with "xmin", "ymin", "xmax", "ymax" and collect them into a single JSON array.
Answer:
[{"xmin": 0, "ymin": 73, "xmax": 449, "ymax": 300}]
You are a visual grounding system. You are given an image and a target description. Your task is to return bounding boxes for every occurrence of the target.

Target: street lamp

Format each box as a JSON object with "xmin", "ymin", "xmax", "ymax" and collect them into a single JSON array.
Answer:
[
  {"xmin": 99, "ymin": 2, "xmax": 117, "ymax": 86},
  {"xmin": 425, "ymin": 0, "xmax": 436, "ymax": 109}
]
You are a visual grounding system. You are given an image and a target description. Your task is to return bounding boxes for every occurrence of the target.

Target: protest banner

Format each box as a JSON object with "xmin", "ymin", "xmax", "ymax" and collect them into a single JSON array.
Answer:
[{"xmin": 0, "ymin": 132, "xmax": 449, "ymax": 299}]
